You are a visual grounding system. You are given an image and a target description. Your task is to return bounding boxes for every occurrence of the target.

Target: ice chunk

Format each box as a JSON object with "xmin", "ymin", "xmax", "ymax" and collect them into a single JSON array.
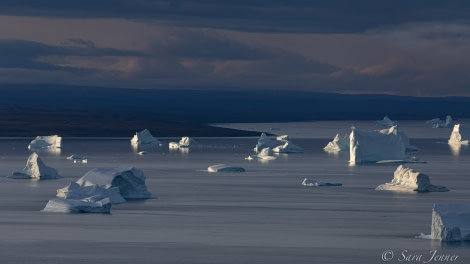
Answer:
[
  {"xmin": 428, "ymin": 115, "xmax": 453, "ymax": 128},
  {"xmin": 301, "ymin": 178, "xmax": 342, "ymax": 186},
  {"xmin": 376, "ymin": 116, "xmax": 398, "ymax": 127},
  {"xmin": 169, "ymin": 136, "xmax": 199, "ymax": 149},
  {"xmin": 28, "ymin": 135, "xmax": 62, "ymax": 149},
  {"xmin": 448, "ymin": 124, "xmax": 470, "ymax": 145},
  {"xmin": 67, "ymin": 154, "xmax": 88, "ymax": 163},
  {"xmin": 246, "ymin": 147, "xmax": 277, "ymax": 161},
  {"xmin": 375, "ymin": 165, "xmax": 448, "ymax": 192},
  {"xmin": 349, "ymin": 126, "xmax": 406, "ymax": 164},
  {"xmin": 43, "ymin": 197, "xmax": 112, "ymax": 214},
  {"xmin": 56, "ymin": 167, "xmax": 152, "ymax": 202},
  {"xmin": 431, "ymin": 204, "xmax": 470, "ymax": 242},
  {"xmin": 208, "ymin": 164, "xmax": 245, "ymax": 172},
  {"xmin": 8, "ymin": 152, "xmax": 62, "ymax": 179},
  {"xmin": 253, "ymin": 133, "xmax": 281, "ymax": 152},
  {"xmin": 273, "ymin": 141, "xmax": 303, "ymax": 153},
  {"xmin": 324, "ymin": 133, "xmax": 350, "ymax": 151},
  {"xmin": 130, "ymin": 129, "xmax": 161, "ymax": 145},
  {"xmin": 57, "ymin": 181, "xmax": 126, "ymax": 204}
]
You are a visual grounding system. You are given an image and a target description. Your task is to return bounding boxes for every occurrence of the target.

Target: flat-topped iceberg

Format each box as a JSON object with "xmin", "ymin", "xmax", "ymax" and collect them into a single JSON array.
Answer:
[
  {"xmin": 57, "ymin": 167, "xmax": 152, "ymax": 203},
  {"xmin": 246, "ymin": 147, "xmax": 277, "ymax": 161},
  {"xmin": 375, "ymin": 165, "xmax": 448, "ymax": 192},
  {"xmin": 302, "ymin": 178, "xmax": 342, "ymax": 187},
  {"xmin": 8, "ymin": 152, "xmax": 62, "ymax": 180},
  {"xmin": 350, "ymin": 126, "xmax": 406, "ymax": 164},
  {"xmin": 448, "ymin": 124, "xmax": 470, "ymax": 145},
  {"xmin": 43, "ymin": 198, "xmax": 112, "ymax": 214},
  {"xmin": 376, "ymin": 116, "xmax": 398, "ymax": 127},
  {"xmin": 28, "ymin": 135, "xmax": 62, "ymax": 149},
  {"xmin": 431, "ymin": 204, "xmax": 470, "ymax": 242},
  {"xmin": 427, "ymin": 115, "xmax": 453, "ymax": 128},
  {"xmin": 324, "ymin": 133, "xmax": 350, "ymax": 151},
  {"xmin": 130, "ymin": 129, "xmax": 161, "ymax": 145},
  {"xmin": 208, "ymin": 164, "xmax": 245, "ymax": 172}
]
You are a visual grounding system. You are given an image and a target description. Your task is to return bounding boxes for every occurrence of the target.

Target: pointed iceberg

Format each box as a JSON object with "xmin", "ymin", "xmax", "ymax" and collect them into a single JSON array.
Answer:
[
  {"xmin": 376, "ymin": 116, "xmax": 398, "ymax": 127},
  {"xmin": 324, "ymin": 133, "xmax": 350, "ymax": 151},
  {"xmin": 448, "ymin": 124, "xmax": 470, "ymax": 145},
  {"xmin": 375, "ymin": 165, "xmax": 448, "ymax": 192},
  {"xmin": 8, "ymin": 152, "xmax": 62, "ymax": 179},
  {"xmin": 431, "ymin": 204, "xmax": 470, "ymax": 242},
  {"xmin": 130, "ymin": 129, "xmax": 161, "ymax": 145}
]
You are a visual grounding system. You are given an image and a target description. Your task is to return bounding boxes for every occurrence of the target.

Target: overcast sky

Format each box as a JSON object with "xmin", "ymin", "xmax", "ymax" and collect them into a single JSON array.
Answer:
[{"xmin": 1, "ymin": 1, "xmax": 470, "ymax": 97}]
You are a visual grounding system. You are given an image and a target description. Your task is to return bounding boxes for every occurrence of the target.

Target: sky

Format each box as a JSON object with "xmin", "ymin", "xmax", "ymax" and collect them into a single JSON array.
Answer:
[{"xmin": 1, "ymin": 1, "xmax": 470, "ymax": 97}]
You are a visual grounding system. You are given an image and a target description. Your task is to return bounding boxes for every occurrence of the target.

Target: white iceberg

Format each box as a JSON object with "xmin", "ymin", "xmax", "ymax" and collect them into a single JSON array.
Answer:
[
  {"xmin": 375, "ymin": 165, "xmax": 448, "ymax": 192},
  {"xmin": 301, "ymin": 178, "xmax": 342, "ymax": 187},
  {"xmin": 169, "ymin": 136, "xmax": 199, "ymax": 149},
  {"xmin": 56, "ymin": 167, "xmax": 152, "ymax": 203},
  {"xmin": 324, "ymin": 133, "xmax": 350, "ymax": 151},
  {"xmin": 8, "ymin": 152, "xmax": 62, "ymax": 179},
  {"xmin": 350, "ymin": 126, "xmax": 406, "ymax": 164},
  {"xmin": 168, "ymin": 142, "xmax": 180, "ymax": 149},
  {"xmin": 376, "ymin": 116, "xmax": 398, "ymax": 127},
  {"xmin": 448, "ymin": 124, "xmax": 470, "ymax": 145},
  {"xmin": 428, "ymin": 115, "xmax": 453, "ymax": 128},
  {"xmin": 273, "ymin": 141, "xmax": 303, "ymax": 153},
  {"xmin": 28, "ymin": 135, "xmax": 62, "ymax": 149},
  {"xmin": 246, "ymin": 147, "xmax": 277, "ymax": 161},
  {"xmin": 208, "ymin": 164, "xmax": 245, "ymax": 172},
  {"xmin": 130, "ymin": 129, "xmax": 161, "ymax": 145},
  {"xmin": 253, "ymin": 133, "xmax": 281, "ymax": 152},
  {"xmin": 67, "ymin": 154, "xmax": 88, "ymax": 163},
  {"xmin": 42, "ymin": 197, "xmax": 112, "ymax": 214},
  {"xmin": 431, "ymin": 204, "xmax": 470, "ymax": 242}
]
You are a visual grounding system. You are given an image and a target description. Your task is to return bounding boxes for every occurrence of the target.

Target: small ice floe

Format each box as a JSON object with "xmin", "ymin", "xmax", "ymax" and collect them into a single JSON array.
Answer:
[
  {"xmin": 376, "ymin": 156, "xmax": 426, "ymax": 164},
  {"xmin": 375, "ymin": 165, "xmax": 448, "ymax": 193},
  {"xmin": 43, "ymin": 198, "xmax": 111, "ymax": 214},
  {"xmin": 137, "ymin": 151, "xmax": 148, "ymax": 155},
  {"xmin": 8, "ymin": 152, "xmax": 62, "ymax": 180},
  {"xmin": 301, "ymin": 178, "xmax": 342, "ymax": 187},
  {"xmin": 67, "ymin": 154, "xmax": 88, "ymax": 163},
  {"xmin": 415, "ymin": 233, "xmax": 432, "ymax": 240},
  {"xmin": 376, "ymin": 116, "xmax": 399, "ymax": 127},
  {"xmin": 246, "ymin": 147, "xmax": 277, "ymax": 161},
  {"xmin": 28, "ymin": 135, "xmax": 62, "ymax": 150},
  {"xmin": 208, "ymin": 164, "xmax": 245, "ymax": 172},
  {"xmin": 448, "ymin": 124, "xmax": 470, "ymax": 145},
  {"xmin": 431, "ymin": 204, "xmax": 470, "ymax": 242},
  {"xmin": 130, "ymin": 129, "xmax": 161, "ymax": 145}
]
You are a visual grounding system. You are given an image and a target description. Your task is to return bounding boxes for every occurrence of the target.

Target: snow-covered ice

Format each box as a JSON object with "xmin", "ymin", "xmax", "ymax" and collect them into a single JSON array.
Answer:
[
  {"xmin": 57, "ymin": 167, "xmax": 152, "ymax": 203},
  {"xmin": 130, "ymin": 129, "xmax": 161, "ymax": 145},
  {"xmin": 375, "ymin": 165, "xmax": 448, "ymax": 192},
  {"xmin": 376, "ymin": 116, "xmax": 398, "ymax": 127},
  {"xmin": 42, "ymin": 197, "xmax": 112, "ymax": 214},
  {"xmin": 448, "ymin": 124, "xmax": 470, "ymax": 145},
  {"xmin": 8, "ymin": 152, "xmax": 62, "ymax": 180},
  {"xmin": 431, "ymin": 204, "xmax": 470, "ymax": 242},
  {"xmin": 349, "ymin": 126, "xmax": 406, "ymax": 164},
  {"xmin": 208, "ymin": 164, "xmax": 245, "ymax": 172},
  {"xmin": 28, "ymin": 135, "xmax": 62, "ymax": 149},
  {"xmin": 301, "ymin": 178, "xmax": 342, "ymax": 186}
]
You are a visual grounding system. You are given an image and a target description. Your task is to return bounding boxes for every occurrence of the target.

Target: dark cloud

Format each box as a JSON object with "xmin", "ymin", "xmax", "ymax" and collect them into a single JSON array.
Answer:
[{"xmin": 2, "ymin": 1, "xmax": 470, "ymax": 33}]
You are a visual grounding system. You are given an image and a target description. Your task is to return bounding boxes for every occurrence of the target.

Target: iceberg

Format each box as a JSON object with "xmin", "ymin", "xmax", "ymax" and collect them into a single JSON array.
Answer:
[
  {"xmin": 8, "ymin": 152, "xmax": 62, "ymax": 179},
  {"xmin": 273, "ymin": 141, "xmax": 303, "ymax": 153},
  {"xmin": 67, "ymin": 154, "xmax": 88, "ymax": 163},
  {"xmin": 376, "ymin": 116, "xmax": 399, "ymax": 127},
  {"xmin": 208, "ymin": 164, "xmax": 245, "ymax": 172},
  {"xmin": 431, "ymin": 204, "xmax": 470, "ymax": 242},
  {"xmin": 301, "ymin": 178, "xmax": 342, "ymax": 187},
  {"xmin": 350, "ymin": 126, "xmax": 406, "ymax": 164},
  {"xmin": 253, "ymin": 133, "xmax": 282, "ymax": 152},
  {"xmin": 246, "ymin": 147, "xmax": 277, "ymax": 161},
  {"xmin": 56, "ymin": 167, "xmax": 152, "ymax": 203},
  {"xmin": 130, "ymin": 129, "xmax": 161, "ymax": 145},
  {"xmin": 427, "ymin": 115, "xmax": 453, "ymax": 128},
  {"xmin": 375, "ymin": 165, "xmax": 449, "ymax": 192},
  {"xmin": 169, "ymin": 136, "xmax": 199, "ymax": 149},
  {"xmin": 42, "ymin": 197, "xmax": 112, "ymax": 214},
  {"xmin": 28, "ymin": 135, "xmax": 62, "ymax": 149},
  {"xmin": 448, "ymin": 124, "xmax": 470, "ymax": 145},
  {"xmin": 324, "ymin": 133, "xmax": 350, "ymax": 151}
]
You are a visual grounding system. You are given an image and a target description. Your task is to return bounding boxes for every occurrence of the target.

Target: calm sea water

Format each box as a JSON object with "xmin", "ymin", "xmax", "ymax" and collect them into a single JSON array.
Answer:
[{"xmin": 0, "ymin": 120, "xmax": 469, "ymax": 264}]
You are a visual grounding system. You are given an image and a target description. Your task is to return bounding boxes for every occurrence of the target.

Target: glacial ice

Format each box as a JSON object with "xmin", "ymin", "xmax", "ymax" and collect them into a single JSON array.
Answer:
[
  {"xmin": 169, "ymin": 136, "xmax": 199, "ymax": 149},
  {"xmin": 43, "ymin": 197, "xmax": 112, "ymax": 214},
  {"xmin": 8, "ymin": 152, "xmax": 62, "ymax": 179},
  {"xmin": 253, "ymin": 133, "xmax": 302, "ymax": 153},
  {"xmin": 130, "ymin": 129, "xmax": 161, "ymax": 145},
  {"xmin": 431, "ymin": 204, "xmax": 470, "ymax": 242},
  {"xmin": 427, "ymin": 115, "xmax": 453, "ymax": 128},
  {"xmin": 208, "ymin": 164, "xmax": 245, "ymax": 172},
  {"xmin": 376, "ymin": 116, "xmax": 399, "ymax": 127},
  {"xmin": 273, "ymin": 141, "xmax": 303, "ymax": 153},
  {"xmin": 448, "ymin": 124, "xmax": 470, "ymax": 145},
  {"xmin": 301, "ymin": 178, "xmax": 342, "ymax": 187},
  {"xmin": 246, "ymin": 147, "xmax": 277, "ymax": 161},
  {"xmin": 324, "ymin": 133, "xmax": 350, "ymax": 151},
  {"xmin": 28, "ymin": 135, "xmax": 62, "ymax": 149},
  {"xmin": 375, "ymin": 165, "xmax": 449, "ymax": 192}
]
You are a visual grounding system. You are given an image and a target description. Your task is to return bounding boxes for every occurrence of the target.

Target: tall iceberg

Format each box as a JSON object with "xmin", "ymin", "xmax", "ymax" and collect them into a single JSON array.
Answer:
[
  {"xmin": 375, "ymin": 165, "xmax": 448, "ymax": 192},
  {"xmin": 8, "ymin": 152, "xmax": 63, "ymax": 179},
  {"xmin": 431, "ymin": 204, "xmax": 470, "ymax": 242},
  {"xmin": 448, "ymin": 124, "xmax": 470, "ymax": 145},
  {"xmin": 130, "ymin": 129, "xmax": 161, "ymax": 145},
  {"xmin": 28, "ymin": 135, "xmax": 62, "ymax": 149},
  {"xmin": 349, "ymin": 126, "xmax": 406, "ymax": 164}
]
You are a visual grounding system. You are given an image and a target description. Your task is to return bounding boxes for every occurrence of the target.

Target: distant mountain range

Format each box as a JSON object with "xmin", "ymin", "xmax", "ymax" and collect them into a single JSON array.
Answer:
[{"xmin": 1, "ymin": 84, "xmax": 469, "ymax": 136}]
